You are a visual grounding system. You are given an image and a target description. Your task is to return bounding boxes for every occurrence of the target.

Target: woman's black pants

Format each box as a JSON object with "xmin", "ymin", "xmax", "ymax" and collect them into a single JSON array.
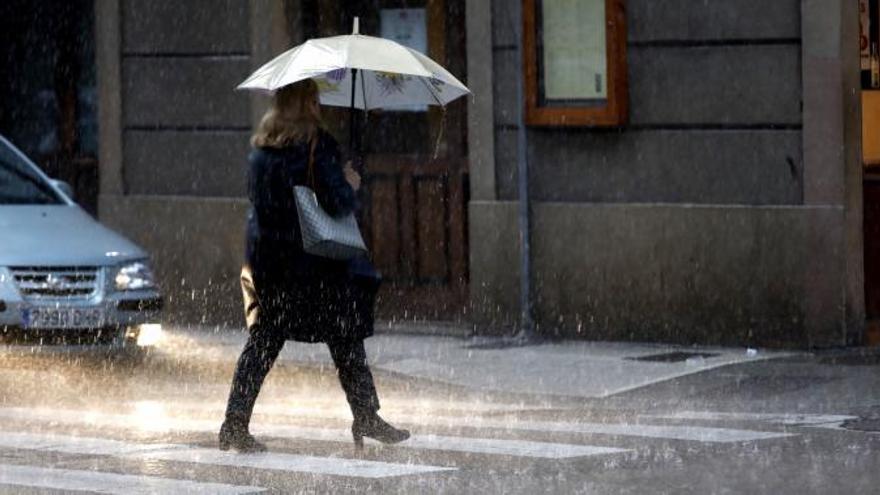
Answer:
[{"xmin": 223, "ymin": 324, "xmax": 380, "ymax": 426}]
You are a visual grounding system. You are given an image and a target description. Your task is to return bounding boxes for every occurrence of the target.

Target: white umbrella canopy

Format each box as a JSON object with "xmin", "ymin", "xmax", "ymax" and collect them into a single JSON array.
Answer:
[{"xmin": 237, "ymin": 18, "xmax": 470, "ymax": 110}]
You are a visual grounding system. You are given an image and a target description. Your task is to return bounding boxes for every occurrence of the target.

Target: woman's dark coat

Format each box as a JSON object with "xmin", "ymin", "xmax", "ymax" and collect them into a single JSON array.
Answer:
[{"xmin": 241, "ymin": 129, "xmax": 379, "ymax": 343}]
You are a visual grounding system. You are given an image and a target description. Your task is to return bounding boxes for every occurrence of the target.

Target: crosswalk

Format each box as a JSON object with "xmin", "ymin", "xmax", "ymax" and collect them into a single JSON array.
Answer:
[
  {"xmin": 0, "ymin": 464, "xmax": 264, "ymax": 495},
  {"xmin": 0, "ymin": 432, "xmax": 453, "ymax": 478},
  {"xmin": 0, "ymin": 405, "xmax": 849, "ymax": 493},
  {"xmin": 0, "ymin": 406, "xmax": 629, "ymax": 459}
]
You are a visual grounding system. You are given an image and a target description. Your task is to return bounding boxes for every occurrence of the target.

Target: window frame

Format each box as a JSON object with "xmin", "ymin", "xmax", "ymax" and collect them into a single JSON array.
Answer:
[{"xmin": 523, "ymin": 0, "xmax": 628, "ymax": 127}]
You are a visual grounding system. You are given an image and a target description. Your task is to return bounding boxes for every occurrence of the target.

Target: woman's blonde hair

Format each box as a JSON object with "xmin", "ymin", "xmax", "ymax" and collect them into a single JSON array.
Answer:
[{"xmin": 251, "ymin": 79, "xmax": 322, "ymax": 148}]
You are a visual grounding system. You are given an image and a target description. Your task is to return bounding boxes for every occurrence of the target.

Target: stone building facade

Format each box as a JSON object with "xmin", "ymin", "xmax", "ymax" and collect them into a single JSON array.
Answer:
[
  {"xmin": 89, "ymin": 0, "xmax": 864, "ymax": 347},
  {"xmin": 466, "ymin": 0, "xmax": 863, "ymax": 348}
]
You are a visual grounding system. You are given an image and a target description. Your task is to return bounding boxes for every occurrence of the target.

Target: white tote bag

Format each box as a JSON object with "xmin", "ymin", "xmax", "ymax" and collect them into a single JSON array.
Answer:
[{"xmin": 293, "ymin": 184, "xmax": 368, "ymax": 260}]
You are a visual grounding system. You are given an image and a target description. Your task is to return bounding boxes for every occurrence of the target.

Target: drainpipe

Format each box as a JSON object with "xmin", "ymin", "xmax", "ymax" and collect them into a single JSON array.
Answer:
[{"xmin": 513, "ymin": 8, "xmax": 537, "ymax": 343}]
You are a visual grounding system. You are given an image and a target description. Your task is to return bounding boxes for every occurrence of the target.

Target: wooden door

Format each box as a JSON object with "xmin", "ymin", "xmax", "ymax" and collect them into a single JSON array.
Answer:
[
  {"xmin": 362, "ymin": 0, "xmax": 469, "ymax": 321},
  {"xmin": 0, "ymin": 0, "xmax": 98, "ymax": 214},
  {"xmin": 865, "ymin": 179, "xmax": 880, "ymax": 319},
  {"xmin": 363, "ymin": 155, "xmax": 469, "ymax": 321}
]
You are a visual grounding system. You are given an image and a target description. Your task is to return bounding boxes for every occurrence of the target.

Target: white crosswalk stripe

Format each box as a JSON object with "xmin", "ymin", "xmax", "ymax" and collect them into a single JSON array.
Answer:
[
  {"xmin": 158, "ymin": 400, "xmax": 614, "ymax": 457},
  {"xmin": 0, "ymin": 463, "xmax": 263, "ymax": 494},
  {"xmin": 256, "ymin": 424, "xmax": 631, "ymax": 459},
  {"xmin": 0, "ymin": 405, "xmax": 794, "ymax": 454},
  {"xmin": 463, "ymin": 419, "xmax": 796, "ymax": 443},
  {"xmin": 0, "ymin": 431, "xmax": 455, "ymax": 479},
  {"xmin": 0, "ymin": 407, "xmax": 632, "ymax": 459},
  {"xmin": 156, "ymin": 401, "xmax": 797, "ymax": 445},
  {"xmin": 0, "ymin": 431, "xmax": 184, "ymax": 457},
  {"xmin": 129, "ymin": 448, "xmax": 456, "ymax": 478},
  {"xmin": 641, "ymin": 411, "xmax": 857, "ymax": 426},
  {"xmin": 397, "ymin": 434, "xmax": 628, "ymax": 458}
]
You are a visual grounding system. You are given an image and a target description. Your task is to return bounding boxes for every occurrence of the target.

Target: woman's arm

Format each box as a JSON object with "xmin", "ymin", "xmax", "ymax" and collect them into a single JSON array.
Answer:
[{"xmin": 314, "ymin": 132, "xmax": 358, "ymax": 216}]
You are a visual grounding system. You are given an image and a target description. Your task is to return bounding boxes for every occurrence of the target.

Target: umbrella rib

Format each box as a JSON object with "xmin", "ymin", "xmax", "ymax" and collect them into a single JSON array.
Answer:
[
  {"xmin": 277, "ymin": 44, "xmax": 305, "ymax": 89},
  {"xmin": 275, "ymin": 46, "xmax": 300, "ymax": 89},
  {"xmin": 361, "ymin": 69, "xmax": 369, "ymax": 110},
  {"xmin": 418, "ymin": 76, "xmax": 445, "ymax": 107}
]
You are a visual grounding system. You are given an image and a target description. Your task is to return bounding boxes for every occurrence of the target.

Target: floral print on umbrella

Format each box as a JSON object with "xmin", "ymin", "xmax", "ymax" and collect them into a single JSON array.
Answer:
[
  {"xmin": 316, "ymin": 68, "xmax": 348, "ymax": 94},
  {"xmin": 375, "ymin": 71, "xmax": 411, "ymax": 96},
  {"xmin": 429, "ymin": 74, "xmax": 447, "ymax": 93},
  {"xmin": 327, "ymin": 68, "xmax": 347, "ymax": 82}
]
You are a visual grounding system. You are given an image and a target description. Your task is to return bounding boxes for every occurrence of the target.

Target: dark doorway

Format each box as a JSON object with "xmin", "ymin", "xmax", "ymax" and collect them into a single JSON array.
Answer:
[
  {"xmin": 863, "ymin": 181, "xmax": 880, "ymax": 334},
  {"xmin": 862, "ymin": 0, "xmax": 880, "ymax": 345},
  {"xmin": 297, "ymin": 0, "xmax": 470, "ymax": 322},
  {"xmin": 0, "ymin": 0, "xmax": 98, "ymax": 214}
]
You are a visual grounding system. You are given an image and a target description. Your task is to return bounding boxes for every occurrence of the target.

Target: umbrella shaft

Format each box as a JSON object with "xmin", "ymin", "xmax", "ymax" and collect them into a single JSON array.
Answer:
[{"xmin": 349, "ymin": 68, "xmax": 359, "ymax": 167}]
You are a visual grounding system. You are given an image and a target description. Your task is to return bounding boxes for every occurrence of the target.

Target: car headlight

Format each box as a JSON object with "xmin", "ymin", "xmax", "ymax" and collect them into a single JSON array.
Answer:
[{"xmin": 114, "ymin": 261, "xmax": 156, "ymax": 291}]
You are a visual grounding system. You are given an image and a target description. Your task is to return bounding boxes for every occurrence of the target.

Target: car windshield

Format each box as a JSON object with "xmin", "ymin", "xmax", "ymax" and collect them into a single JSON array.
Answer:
[{"xmin": 0, "ymin": 139, "xmax": 63, "ymax": 205}]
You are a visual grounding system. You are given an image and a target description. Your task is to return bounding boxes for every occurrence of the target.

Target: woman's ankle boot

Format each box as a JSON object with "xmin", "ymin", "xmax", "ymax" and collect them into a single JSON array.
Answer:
[
  {"xmin": 218, "ymin": 416, "xmax": 267, "ymax": 453},
  {"xmin": 351, "ymin": 412, "xmax": 410, "ymax": 450}
]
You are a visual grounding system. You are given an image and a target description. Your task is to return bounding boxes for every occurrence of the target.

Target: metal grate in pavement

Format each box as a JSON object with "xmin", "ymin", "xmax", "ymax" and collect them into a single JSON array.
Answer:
[{"xmin": 625, "ymin": 352, "xmax": 721, "ymax": 363}]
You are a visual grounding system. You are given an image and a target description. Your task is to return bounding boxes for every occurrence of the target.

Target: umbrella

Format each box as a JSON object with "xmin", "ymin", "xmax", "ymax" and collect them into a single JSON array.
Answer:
[{"xmin": 237, "ymin": 17, "xmax": 470, "ymax": 158}]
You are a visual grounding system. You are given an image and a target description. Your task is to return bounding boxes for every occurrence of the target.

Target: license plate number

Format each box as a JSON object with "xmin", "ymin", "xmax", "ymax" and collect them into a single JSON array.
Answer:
[{"xmin": 22, "ymin": 308, "xmax": 105, "ymax": 329}]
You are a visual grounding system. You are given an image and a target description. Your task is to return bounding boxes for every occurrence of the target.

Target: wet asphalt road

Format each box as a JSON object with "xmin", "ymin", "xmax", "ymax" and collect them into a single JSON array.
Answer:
[{"xmin": 0, "ymin": 332, "xmax": 878, "ymax": 494}]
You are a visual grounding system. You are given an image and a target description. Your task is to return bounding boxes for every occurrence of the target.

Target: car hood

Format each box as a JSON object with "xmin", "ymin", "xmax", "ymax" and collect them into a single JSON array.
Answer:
[{"xmin": 0, "ymin": 206, "xmax": 146, "ymax": 266}]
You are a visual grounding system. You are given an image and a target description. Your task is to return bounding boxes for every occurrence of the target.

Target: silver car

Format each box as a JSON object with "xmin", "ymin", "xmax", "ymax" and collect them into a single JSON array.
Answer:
[{"xmin": 0, "ymin": 135, "xmax": 163, "ymax": 353}]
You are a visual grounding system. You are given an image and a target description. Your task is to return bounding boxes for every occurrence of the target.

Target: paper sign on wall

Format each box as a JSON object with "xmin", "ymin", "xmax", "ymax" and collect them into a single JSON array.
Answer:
[
  {"xmin": 380, "ymin": 8, "xmax": 427, "ymax": 54},
  {"xmin": 380, "ymin": 8, "xmax": 428, "ymax": 111},
  {"xmin": 541, "ymin": 0, "xmax": 607, "ymax": 101}
]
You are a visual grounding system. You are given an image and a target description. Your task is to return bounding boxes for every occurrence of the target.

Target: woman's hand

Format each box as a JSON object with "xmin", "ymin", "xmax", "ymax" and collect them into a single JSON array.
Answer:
[{"xmin": 343, "ymin": 162, "xmax": 361, "ymax": 191}]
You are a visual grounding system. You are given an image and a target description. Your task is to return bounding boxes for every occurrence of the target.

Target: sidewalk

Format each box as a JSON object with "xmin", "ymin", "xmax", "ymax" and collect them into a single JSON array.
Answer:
[{"xmin": 160, "ymin": 323, "xmax": 797, "ymax": 400}]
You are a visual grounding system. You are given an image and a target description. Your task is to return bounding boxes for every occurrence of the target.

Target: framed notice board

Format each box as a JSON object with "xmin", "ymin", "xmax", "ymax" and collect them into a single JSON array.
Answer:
[{"xmin": 523, "ymin": 0, "xmax": 628, "ymax": 126}]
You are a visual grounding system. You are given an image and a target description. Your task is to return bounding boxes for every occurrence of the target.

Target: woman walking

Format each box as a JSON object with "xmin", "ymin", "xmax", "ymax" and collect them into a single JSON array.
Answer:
[{"xmin": 219, "ymin": 79, "xmax": 409, "ymax": 452}]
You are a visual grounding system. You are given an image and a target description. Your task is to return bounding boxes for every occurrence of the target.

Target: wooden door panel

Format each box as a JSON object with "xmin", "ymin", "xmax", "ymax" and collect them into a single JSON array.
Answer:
[
  {"xmin": 367, "ymin": 176, "xmax": 401, "ymax": 278},
  {"xmin": 363, "ymin": 155, "xmax": 468, "ymax": 320},
  {"xmin": 447, "ymin": 171, "xmax": 468, "ymax": 285},
  {"xmin": 415, "ymin": 177, "xmax": 449, "ymax": 282}
]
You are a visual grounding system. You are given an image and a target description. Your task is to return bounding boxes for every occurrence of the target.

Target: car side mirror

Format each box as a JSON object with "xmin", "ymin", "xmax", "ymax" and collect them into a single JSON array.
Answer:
[{"xmin": 51, "ymin": 179, "xmax": 74, "ymax": 200}]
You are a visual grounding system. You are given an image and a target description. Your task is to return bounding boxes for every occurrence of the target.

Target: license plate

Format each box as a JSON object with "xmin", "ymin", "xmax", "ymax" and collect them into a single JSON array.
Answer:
[{"xmin": 21, "ymin": 307, "xmax": 105, "ymax": 329}]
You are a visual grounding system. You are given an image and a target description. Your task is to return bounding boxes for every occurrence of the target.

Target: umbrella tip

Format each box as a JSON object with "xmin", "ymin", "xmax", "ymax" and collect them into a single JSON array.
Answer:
[{"xmin": 352, "ymin": 16, "xmax": 359, "ymax": 35}]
